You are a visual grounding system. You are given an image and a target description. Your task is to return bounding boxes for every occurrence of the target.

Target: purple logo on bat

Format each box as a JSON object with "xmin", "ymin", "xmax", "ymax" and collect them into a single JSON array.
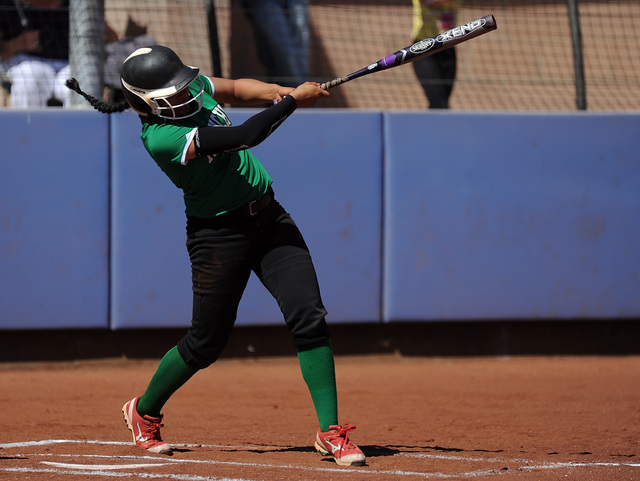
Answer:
[
  {"xmin": 380, "ymin": 50, "xmax": 406, "ymax": 68},
  {"xmin": 409, "ymin": 38, "xmax": 435, "ymax": 54}
]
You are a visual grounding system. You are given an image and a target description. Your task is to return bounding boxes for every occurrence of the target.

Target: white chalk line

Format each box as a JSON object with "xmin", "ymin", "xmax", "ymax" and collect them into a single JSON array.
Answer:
[
  {"xmin": 41, "ymin": 461, "xmax": 170, "ymax": 470},
  {"xmin": 0, "ymin": 439, "xmax": 239, "ymax": 450},
  {"xmin": 399, "ymin": 452, "xmax": 640, "ymax": 471},
  {"xmin": 0, "ymin": 466, "xmax": 250, "ymax": 481},
  {"xmin": 0, "ymin": 439, "xmax": 128, "ymax": 449},
  {"xmin": 520, "ymin": 461, "xmax": 640, "ymax": 470}
]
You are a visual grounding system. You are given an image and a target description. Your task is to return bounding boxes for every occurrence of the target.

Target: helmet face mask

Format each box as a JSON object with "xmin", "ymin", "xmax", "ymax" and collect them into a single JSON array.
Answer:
[
  {"xmin": 120, "ymin": 45, "xmax": 204, "ymax": 119},
  {"xmin": 121, "ymin": 75, "xmax": 204, "ymax": 119}
]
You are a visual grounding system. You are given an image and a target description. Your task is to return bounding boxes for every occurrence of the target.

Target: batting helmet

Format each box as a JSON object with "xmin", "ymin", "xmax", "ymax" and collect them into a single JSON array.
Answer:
[{"xmin": 120, "ymin": 45, "xmax": 204, "ymax": 119}]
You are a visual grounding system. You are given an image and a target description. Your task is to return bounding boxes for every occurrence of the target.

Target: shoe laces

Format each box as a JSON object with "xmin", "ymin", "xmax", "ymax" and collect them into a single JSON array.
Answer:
[
  {"xmin": 327, "ymin": 424, "xmax": 357, "ymax": 450},
  {"xmin": 142, "ymin": 416, "xmax": 164, "ymax": 436}
]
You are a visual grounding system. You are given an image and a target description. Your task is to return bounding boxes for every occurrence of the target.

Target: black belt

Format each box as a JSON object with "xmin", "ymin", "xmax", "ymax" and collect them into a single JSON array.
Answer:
[
  {"xmin": 224, "ymin": 187, "xmax": 274, "ymax": 219},
  {"xmin": 187, "ymin": 187, "xmax": 275, "ymax": 233}
]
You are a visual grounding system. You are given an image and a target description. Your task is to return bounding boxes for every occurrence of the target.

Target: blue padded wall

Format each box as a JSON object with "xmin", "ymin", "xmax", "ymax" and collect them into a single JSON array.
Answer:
[
  {"xmin": 0, "ymin": 111, "xmax": 109, "ymax": 328},
  {"xmin": 383, "ymin": 112, "xmax": 640, "ymax": 321},
  {"xmin": 110, "ymin": 112, "xmax": 191, "ymax": 329},
  {"xmin": 3, "ymin": 109, "xmax": 638, "ymax": 330},
  {"xmin": 110, "ymin": 109, "xmax": 382, "ymax": 328}
]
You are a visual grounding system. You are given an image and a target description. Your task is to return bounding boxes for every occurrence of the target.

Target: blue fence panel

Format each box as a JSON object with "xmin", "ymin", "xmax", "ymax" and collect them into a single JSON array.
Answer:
[
  {"xmin": 110, "ymin": 112, "xmax": 191, "ymax": 329},
  {"xmin": 4, "ymin": 110, "xmax": 637, "ymax": 330},
  {"xmin": 0, "ymin": 111, "xmax": 109, "ymax": 328},
  {"xmin": 383, "ymin": 112, "xmax": 640, "ymax": 321}
]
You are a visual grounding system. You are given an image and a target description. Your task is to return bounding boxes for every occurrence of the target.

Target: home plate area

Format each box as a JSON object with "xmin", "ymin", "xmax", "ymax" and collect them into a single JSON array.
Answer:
[{"xmin": 1, "ymin": 439, "xmax": 639, "ymax": 481}]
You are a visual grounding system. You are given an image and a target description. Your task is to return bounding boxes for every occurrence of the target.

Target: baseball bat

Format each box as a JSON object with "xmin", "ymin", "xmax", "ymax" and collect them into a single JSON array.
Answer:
[{"xmin": 320, "ymin": 14, "xmax": 497, "ymax": 90}]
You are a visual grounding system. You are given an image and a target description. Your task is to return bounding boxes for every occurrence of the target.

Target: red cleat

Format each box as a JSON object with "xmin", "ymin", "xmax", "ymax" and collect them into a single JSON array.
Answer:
[
  {"xmin": 315, "ymin": 423, "xmax": 365, "ymax": 466},
  {"xmin": 122, "ymin": 397, "xmax": 172, "ymax": 454}
]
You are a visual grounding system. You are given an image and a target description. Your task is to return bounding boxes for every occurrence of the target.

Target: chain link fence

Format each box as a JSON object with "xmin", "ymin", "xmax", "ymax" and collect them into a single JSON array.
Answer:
[{"xmin": 1, "ymin": 0, "xmax": 638, "ymax": 110}]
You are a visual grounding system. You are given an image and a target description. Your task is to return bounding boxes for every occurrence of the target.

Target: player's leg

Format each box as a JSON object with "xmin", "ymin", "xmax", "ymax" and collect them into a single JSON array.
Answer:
[
  {"xmin": 124, "ymin": 224, "xmax": 253, "ymax": 453},
  {"xmin": 253, "ymin": 203, "xmax": 365, "ymax": 466},
  {"xmin": 412, "ymin": 52, "xmax": 450, "ymax": 109},
  {"xmin": 236, "ymin": 0, "xmax": 308, "ymax": 86},
  {"xmin": 177, "ymin": 223, "xmax": 254, "ymax": 369},
  {"xmin": 252, "ymin": 203, "xmax": 332, "ymax": 426},
  {"xmin": 439, "ymin": 47, "xmax": 457, "ymax": 104}
]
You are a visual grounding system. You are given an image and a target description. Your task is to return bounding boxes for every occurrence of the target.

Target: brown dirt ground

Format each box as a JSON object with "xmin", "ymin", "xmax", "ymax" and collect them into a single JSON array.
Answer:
[{"xmin": 0, "ymin": 355, "xmax": 639, "ymax": 480}]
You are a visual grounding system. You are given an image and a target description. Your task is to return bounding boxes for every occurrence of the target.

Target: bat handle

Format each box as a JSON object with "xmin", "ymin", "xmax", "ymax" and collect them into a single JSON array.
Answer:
[{"xmin": 321, "ymin": 77, "xmax": 348, "ymax": 90}]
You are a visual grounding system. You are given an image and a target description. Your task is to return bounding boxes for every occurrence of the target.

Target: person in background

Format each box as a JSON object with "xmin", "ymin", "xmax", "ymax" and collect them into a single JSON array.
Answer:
[
  {"xmin": 411, "ymin": 0, "xmax": 461, "ymax": 109},
  {"xmin": 103, "ymin": 17, "xmax": 155, "ymax": 103},
  {"xmin": 0, "ymin": 0, "xmax": 70, "ymax": 108},
  {"xmin": 235, "ymin": 0, "xmax": 310, "ymax": 88}
]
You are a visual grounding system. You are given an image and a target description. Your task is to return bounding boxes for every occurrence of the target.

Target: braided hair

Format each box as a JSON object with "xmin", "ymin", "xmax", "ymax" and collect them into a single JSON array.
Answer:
[{"xmin": 65, "ymin": 78, "xmax": 130, "ymax": 114}]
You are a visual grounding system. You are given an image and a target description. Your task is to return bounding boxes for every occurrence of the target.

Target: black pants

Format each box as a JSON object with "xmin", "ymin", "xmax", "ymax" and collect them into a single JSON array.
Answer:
[
  {"xmin": 178, "ymin": 197, "xmax": 329, "ymax": 369},
  {"xmin": 412, "ymin": 47, "xmax": 457, "ymax": 109}
]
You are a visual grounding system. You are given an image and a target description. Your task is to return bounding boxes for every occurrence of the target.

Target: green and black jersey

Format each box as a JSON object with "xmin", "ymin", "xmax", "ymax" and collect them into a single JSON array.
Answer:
[{"xmin": 139, "ymin": 75, "xmax": 273, "ymax": 218}]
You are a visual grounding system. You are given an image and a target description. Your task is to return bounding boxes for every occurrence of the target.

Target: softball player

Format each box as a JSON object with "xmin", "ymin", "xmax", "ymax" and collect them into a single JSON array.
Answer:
[{"xmin": 67, "ymin": 45, "xmax": 365, "ymax": 467}]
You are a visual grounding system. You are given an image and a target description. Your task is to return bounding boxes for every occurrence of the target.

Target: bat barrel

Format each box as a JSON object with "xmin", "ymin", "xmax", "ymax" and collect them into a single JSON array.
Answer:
[{"xmin": 321, "ymin": 14, "xmax": 497, "ymax": 91}]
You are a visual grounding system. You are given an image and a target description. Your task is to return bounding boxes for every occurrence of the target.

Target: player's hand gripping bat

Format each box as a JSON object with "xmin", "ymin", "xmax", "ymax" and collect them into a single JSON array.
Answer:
[{"xmin": 320, "ymin": 14, "xmax": 497, "ymax": 90}]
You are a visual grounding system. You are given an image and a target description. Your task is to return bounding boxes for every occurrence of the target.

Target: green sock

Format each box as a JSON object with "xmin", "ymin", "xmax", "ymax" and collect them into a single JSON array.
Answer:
[
  {"xmin": 298, "ymin": 340, "xmax": 338, "ymax": 432},
  {"xmin": 136, "ymin": 346, "xmax": 198, "ymax": 417}
]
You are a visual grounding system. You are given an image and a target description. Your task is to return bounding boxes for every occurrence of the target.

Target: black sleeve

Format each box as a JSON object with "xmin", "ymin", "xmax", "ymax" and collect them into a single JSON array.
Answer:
[{"xmin": 194, "ymin": 95, "xmax": 297, "ymax": 156}]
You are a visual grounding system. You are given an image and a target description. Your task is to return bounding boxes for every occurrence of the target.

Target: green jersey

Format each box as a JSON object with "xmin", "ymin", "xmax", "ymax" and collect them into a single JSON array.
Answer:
[{"xmin": 139, "ymin": 75, "xmax": 272, "ymax": 218}]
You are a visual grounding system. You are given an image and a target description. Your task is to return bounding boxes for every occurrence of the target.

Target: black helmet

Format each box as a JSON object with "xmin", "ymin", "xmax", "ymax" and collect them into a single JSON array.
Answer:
[{"xmin": 120, "ymin": 45, "xmax": 204, "ymax": 119}]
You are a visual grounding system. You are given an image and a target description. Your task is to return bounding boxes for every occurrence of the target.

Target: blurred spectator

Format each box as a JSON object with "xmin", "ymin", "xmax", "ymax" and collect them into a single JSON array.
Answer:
[
  {"xmin": 0, "ymin": 0, "xmax": 70, "ymax": 108},
  {"xmin": 411, "ymin": 0, "xmax": 461, "ymax": 109},
  {"xmin": 103, "ymin": 17, "xmax": 155, "ymax": 104},
  {"xmin": 235, "ymin": 0, "xmax": 310, "ymax": 88}
]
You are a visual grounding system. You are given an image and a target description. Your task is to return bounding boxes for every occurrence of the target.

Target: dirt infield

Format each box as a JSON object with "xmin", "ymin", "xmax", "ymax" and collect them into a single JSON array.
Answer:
[{"xmin": 1, "ymin": 355, "xmax": 639, "ymax": 480}]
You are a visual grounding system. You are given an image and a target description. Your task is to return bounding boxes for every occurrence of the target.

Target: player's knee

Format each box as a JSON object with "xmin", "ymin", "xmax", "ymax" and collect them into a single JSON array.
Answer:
[
  {"xmin": 290, "ymin": 314, "xmax": 331, "ymax": 350},
  {"xmin": 177, "ymin": 338, "xmax": 222, "ymax": 370}
]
